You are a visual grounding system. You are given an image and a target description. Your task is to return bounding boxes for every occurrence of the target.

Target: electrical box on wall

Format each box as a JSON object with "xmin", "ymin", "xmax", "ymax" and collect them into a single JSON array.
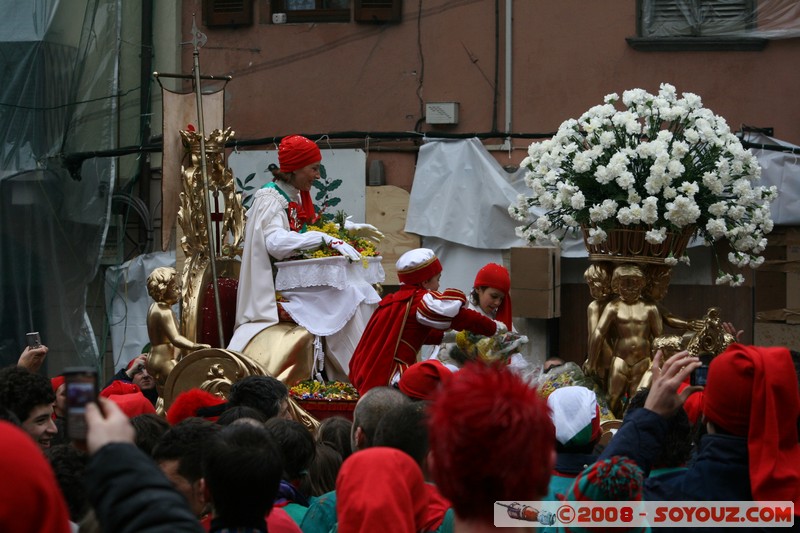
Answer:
[{"xmin": 425, "ymin": 102, "xmax": 459, "ymax": 125}]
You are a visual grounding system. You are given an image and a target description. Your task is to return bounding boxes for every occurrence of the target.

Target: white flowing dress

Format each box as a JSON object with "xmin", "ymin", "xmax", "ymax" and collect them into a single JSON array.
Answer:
[{"xmin": 228, "ymin": 182, "xmax": 380, "ymax": 381}]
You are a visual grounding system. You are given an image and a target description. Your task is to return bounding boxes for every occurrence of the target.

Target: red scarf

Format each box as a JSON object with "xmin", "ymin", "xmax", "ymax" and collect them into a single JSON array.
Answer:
[
  {"xmin": 297, "ymin": 190, "xmax": 320, "ymax": 227},
  {"xmin": 268, "ymin": 183, "xmax": 319, "ymax": 231}
]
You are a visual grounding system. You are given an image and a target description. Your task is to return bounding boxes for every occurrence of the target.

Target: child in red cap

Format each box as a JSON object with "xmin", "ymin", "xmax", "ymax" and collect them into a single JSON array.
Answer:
[{"xmin": 434, "ymin": 262, "xmax": 531, "ymax": 376}]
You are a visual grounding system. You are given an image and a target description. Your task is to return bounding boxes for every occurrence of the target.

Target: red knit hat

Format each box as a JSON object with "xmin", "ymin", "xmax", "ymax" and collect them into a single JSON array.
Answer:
[
  {"xmin": 50, "ymin": 375, "xmax": 65, "ymax": 392},
  {"xmin": 100, "ymin": 380, "xmax": 155, "ymax": 418},
  {"xmin": 167, "ymin": 388, "xmax": 227, "ymax": 425},
  {"xmin": 396, "ymin": 248, "xmax": 442, "ymax": 285},
  {"xmin": 398, "ymin": 360, "xmax": 453, "ymax": 401},
  {"xmin": 278, "ymin": 134, "xmax": 322, "ymax": 173},
  {"xmin": 473, "ymin": 263, "xmax": 513, "ymax": 330},
  {"xmin": 703, "ymin": 344, "xmax": 800, "ymax": 505},
  {"xmin": 100, "ymin": 380, "xmax": 141, "ymax": 398},
  {"xmin": 108, "ymin": 391, "xmax": 156, "ymax": 418}
]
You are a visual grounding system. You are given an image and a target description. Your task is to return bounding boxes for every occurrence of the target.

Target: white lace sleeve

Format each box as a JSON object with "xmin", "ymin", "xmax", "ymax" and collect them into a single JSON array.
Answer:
[
  {"xmin": 265, "ymin": 228, "xmax": 329, "ymax": 260},
  {"xmin": 249, "ymin": 188, "xmax": 327, "ymax": 260}
]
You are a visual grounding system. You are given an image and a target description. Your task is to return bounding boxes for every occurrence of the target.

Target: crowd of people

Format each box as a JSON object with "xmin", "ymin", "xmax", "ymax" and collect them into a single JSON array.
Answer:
[
  {"xmin": 2, "ymin": 135, "xmax": 799, "ymax": 532},
  {"xmin": 3, "ymin": 338, "xmax": 798, "ymax": 532}
]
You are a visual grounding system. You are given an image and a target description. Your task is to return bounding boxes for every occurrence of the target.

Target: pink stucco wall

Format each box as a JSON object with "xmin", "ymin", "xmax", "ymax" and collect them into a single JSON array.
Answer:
[{"xmin": 183, "ymin": 0, "xmax": 800, "ymax": 191}]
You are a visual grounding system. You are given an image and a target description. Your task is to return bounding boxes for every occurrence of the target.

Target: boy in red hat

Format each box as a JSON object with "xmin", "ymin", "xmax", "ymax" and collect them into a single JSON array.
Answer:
[{"xmin": 349, "ymin": 248, "xmax": 504, "ymax": 395}]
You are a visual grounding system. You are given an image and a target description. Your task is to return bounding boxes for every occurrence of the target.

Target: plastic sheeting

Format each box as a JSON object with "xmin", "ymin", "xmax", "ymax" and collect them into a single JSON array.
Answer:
[
  {"xmin": 0, "ymin": 0, "xmax": 121, "ymax": 370},
  {"xmin": 406, "ymin": 138, "xmax": 529, "ymax": 251},
  {"xmin": 640, "ymin": 0, "xmax": 800, "ymax": 40},
  {"xmin": 742, "ymin": 131, "xmax": 800, "ymax": 225},
  {"xmin": 406, "ymin": 138, "xmax": 590, "ymax": 295},
  {"xmin": 104, "ymin": 251, "xmax": 175, "ymax": 371}
]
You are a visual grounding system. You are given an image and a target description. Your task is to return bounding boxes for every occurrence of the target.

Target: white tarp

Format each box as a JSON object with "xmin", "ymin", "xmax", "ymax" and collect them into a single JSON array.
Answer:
[
  {"xmin": 105, "ymin": 251, "xmax": 176, "ymax": 371},
  {"xmin": 743, "ymin": 131, "xmax": 800, "ymax": 225},
  {"xmin": 405, "ymin": 138, "xmax": 585, "ymax": 294}
]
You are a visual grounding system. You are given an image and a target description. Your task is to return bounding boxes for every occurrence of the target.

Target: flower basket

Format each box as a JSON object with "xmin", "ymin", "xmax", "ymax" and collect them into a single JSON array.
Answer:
[
  {"xmin": 290, "ymin": 380, "xmax": 358, "ymax": 421},
  {"xmin": 509, "ymin": 83, "xmax": 777, "ymax": 286},
  {"xmin": 274, "ymin": 256, "xmax": 384, "ymax": 291},
  {"xmin": 535, "ymin": 362, "xmax": 615, "ymax": 422},
  {"xmin": 296, "ymin": 398, "xmax": 357, "ymax": 421},
  {"xmin": 582, "ymin": 225, "xmax": 696, "ymax": 264}
]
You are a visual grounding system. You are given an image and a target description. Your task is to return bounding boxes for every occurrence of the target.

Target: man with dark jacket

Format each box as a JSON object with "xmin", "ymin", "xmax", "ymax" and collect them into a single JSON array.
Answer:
[{"xmin": 84, "ymin": 397, "xmax": 203, "ymax": 533}]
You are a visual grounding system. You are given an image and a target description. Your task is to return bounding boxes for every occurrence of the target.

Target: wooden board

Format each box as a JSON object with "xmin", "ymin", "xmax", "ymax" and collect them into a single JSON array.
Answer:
[{"xmin": 366, "ymin": 185, "xmax": 420, "ymax": 285}]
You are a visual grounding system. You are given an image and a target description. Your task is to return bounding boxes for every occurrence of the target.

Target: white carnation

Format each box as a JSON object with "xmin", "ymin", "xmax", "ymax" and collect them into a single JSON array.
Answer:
[
  {"xmin": 705, "ymin": 218, "xmax": 727, "ymax": 239},
  {"xmin": 645, "ymin": 227, "xmax": 667, "ymax": 244},
  {"xmin": 570, "ymin": 191, "xmax": 586, "ymax": 210},
  {"xmin": 587, "ymin": 227, "xmax": 608, "ymax": 245},
  {"xmin": 664, "ymin": 196, "xmax": 701, "ymax": 227}
]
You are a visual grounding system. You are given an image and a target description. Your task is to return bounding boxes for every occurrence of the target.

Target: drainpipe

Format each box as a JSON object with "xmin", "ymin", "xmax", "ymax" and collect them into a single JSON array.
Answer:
[
  {"xmin": 488, "ymin": 0, "xmax": 513, "ymax": 152},
  {"xmin": 504, "ymin": 0, "xmax": 512, "ymax": 152},
  {"xmin": 139, "ymin": 0, "xmax": 154, "ymax": 250}
]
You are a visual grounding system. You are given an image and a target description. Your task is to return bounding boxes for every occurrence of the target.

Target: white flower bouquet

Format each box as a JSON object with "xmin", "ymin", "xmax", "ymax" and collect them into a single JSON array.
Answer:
[{"xmin": 509, "ymin": 83, "xmax": 777, "ymax": 286}]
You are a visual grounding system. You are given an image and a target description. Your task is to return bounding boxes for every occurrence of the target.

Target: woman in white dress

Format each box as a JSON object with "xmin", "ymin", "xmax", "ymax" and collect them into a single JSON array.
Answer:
[{"xmin": 228, "ymin": 134, "xmax": 382, "ymax": 382}]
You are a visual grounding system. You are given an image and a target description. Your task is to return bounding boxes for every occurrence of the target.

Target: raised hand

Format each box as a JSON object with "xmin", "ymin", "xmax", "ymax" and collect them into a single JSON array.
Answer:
[
  {"xmin": 644, "ymin": 350, "xmax": 702, "ymax": 418},
  {"xmin": 344, "ymin": 216, "xmax": 384, "ymax": 243}
]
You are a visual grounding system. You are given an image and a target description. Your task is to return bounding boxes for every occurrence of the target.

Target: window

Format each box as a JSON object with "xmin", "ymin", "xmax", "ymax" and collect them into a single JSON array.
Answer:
[
  {"xmin": 629, "ymin": 0, "xmax": 766, "ymax": 51},
  {"xmin": 204, "ymin": 0, "xmax": 254, "ymax": 27},
  {"xmin": 271, "ymin": 0, "xmax": 351, "ymax": 23},
  {"xmin": 354, "ymin": 0, "xmax": 402, "ymax": 23},
  {"xmin": 638, "ymin": 0, "xmax": 755, "ymax": 38}
]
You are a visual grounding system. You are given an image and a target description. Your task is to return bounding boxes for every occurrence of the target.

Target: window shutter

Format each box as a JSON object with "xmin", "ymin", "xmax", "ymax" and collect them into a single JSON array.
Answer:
[
  {"xmin": 643, "ymin": 0, "xmax": 754, "ymax": 37},
  {"xmin": 354, "ymin": 0, "xmax": 402, "ymax": 23},
  {"xmin": 203, "ymin": 0, "xmax": 254, "ymax": 27}
]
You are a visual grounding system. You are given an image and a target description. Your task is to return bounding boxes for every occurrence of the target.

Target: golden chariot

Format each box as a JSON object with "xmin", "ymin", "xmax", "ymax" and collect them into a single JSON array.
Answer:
[{"xmin": 151, "ymin": 127, "xmax": 360, "ymax": 428}]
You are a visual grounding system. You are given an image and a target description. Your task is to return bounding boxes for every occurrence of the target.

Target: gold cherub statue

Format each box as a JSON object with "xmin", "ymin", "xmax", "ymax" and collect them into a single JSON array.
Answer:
[
  {"xmin": 587, "ymin": 263, "xmax": 663, "ymax": 417},
  {"xmin": 145, "ymin": 266, "xmax": 211, "ymax": 396}
]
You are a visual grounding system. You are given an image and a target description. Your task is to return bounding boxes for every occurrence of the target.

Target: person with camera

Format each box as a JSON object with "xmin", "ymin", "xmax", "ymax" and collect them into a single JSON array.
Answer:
[
  {"xmin": 106, "ymin": 353, "xmax": 159, "ymax": 406},
  {"xmin": 600, "ymin": 346, "xmax": 800, "ymax": 514},
  {"xmin": 17, "ymin": 343, "xmax": 49, "ymax": 373},
  {"xmin": 0, "ymin": 365, "xmax": 59, "ymax": 449},
  {"xmin": 84, "ymin": 397, "xmax": 203, "ymax": 532}
]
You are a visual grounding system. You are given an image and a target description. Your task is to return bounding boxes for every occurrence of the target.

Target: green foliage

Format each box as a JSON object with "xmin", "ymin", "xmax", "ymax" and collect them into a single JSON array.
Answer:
[
  {"xmin": 236, "ymin": 172, "xmax": 258, "ymax": 209},
  {"xmin": 312, "ymin": 164, "xmax": 344, "ymax": 221}
]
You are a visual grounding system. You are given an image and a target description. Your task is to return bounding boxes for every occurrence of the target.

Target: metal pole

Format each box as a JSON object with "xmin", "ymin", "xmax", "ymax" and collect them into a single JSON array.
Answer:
[{"xmin": 189, "ymin": 15, "xmax": 226, "ymax": 347}]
